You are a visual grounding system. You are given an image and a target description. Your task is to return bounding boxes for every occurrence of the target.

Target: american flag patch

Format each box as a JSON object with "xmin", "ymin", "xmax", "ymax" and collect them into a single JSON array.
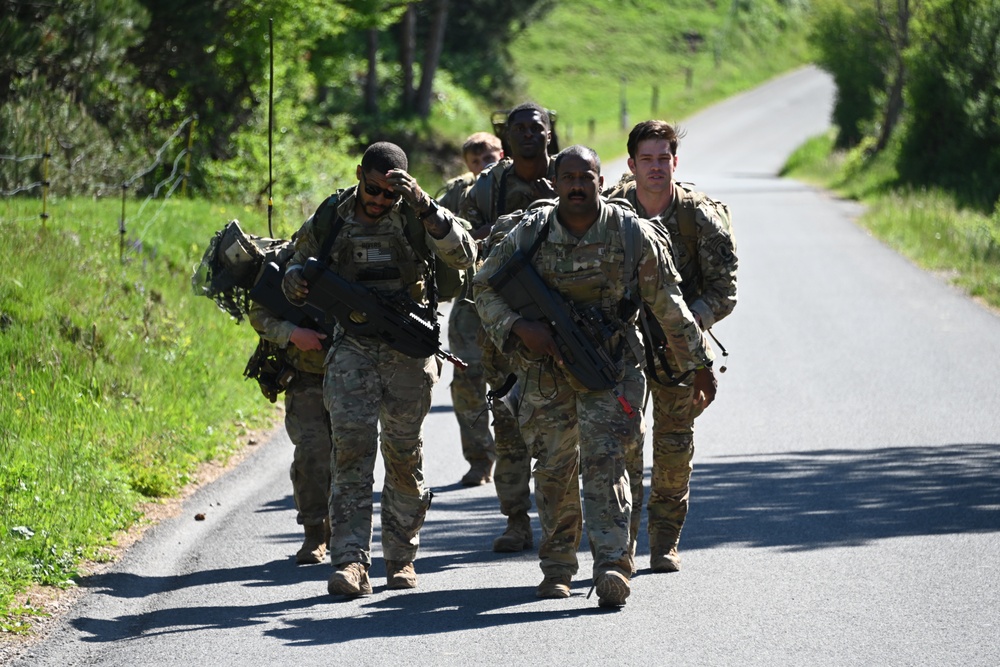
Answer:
[{"xmin": 353, "ymin": 241, "xmax": 392, "ymax": 263}]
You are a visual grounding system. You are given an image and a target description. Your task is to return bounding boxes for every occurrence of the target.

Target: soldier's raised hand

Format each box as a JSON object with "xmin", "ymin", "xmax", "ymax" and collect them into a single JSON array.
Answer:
[{"xmin": 386, "ymin": 168, "xmax": 430, "ymax": 211}]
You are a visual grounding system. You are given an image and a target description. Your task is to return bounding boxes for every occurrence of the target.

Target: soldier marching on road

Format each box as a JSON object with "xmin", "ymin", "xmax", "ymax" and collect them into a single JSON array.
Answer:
[
  {"xmin": 282, "ymin": 142, "xmax": 477, "ymax": 598},
  {"xmin": 473, "ymin": 145, "xmax": 717, "ymax": 607}
]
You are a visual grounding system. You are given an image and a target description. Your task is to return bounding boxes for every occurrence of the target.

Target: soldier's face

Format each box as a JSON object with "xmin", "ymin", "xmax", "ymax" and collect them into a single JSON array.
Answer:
[
  {"xmin": 556, "ymin": 154, "xmax": 603, "ymax": 217},
  {"xmin": 465, "ymin": 148, "xmax": 503, "ymax": 177},
  {"xmin": 628, "ymin": 138, "xmax": 677, "ymax": 195},
  {"xmin": 506, "ymin": 110, "xmax": 550, "ymax": 160},
  {"xmin": 356, "ymin": 167, "xmax": 399, "ymax": 220}
]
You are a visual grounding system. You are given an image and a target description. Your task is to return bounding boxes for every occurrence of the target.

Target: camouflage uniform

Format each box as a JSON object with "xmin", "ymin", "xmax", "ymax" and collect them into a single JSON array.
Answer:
[
  {"xmin": 437, "ymin": 172, "xmax": 476, "ymax": 216},
  {"xmin": 460, "ymin": 158, "xmax": 557, "ymax": 524},
  {"xmin": 439, "ymin": 171, "xmax": 496, "ymax": 475},
  {"xmin": 473, "ymin": 199, "xmax": 712, "ymax": 582},
  {"xmin": 286, "ymin": 187, "xmax": 476, "ymax": 567},
  {"xmin": 248, "ymin": 302, "xmax": 332, "ymax": 533},
  {"xmin": 604, "ymin": 178, "xmax": 737, "ymax": 566}
]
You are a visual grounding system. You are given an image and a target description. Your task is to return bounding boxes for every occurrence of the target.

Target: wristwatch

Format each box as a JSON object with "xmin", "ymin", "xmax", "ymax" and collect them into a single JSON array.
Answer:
[{"xmin": 418, "ymin": 199, "xmax": 441, "ymax": 221}]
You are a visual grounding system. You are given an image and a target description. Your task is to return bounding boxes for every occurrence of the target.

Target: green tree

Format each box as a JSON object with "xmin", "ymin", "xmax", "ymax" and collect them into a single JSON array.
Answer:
[
  {"xmin": 808, "ymin": 0, "xmax": 892, "ymax": 148},
  {"xmin": 900, "ymin": 0, "xmax": 1000, "ymax": 207}
]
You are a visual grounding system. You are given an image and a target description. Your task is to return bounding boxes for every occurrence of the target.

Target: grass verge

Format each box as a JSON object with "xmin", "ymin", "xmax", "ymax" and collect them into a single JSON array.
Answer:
[
  {"xmin": 782, "ymin": 131, "xmax": 1000, "ymax": 310},
  {"xmin": 0, "ymin": 196, "xmax": 281, "ymax": 632}
]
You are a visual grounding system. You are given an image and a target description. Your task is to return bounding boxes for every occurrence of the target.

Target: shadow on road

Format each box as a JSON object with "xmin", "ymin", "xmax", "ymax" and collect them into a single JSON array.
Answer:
[
  {"xmin": 685, "ymin": 443, "xmax": 1000, "ymax": 551},
  {"xmin": 68, "ymin": 442, "xmax": 998, "ymax": 644}
]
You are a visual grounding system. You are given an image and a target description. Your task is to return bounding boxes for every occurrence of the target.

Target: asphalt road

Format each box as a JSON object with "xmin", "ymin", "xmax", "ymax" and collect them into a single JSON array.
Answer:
[{"xmin": 14, "ymin": 66, "xmax": 1000, "ymax": 666}]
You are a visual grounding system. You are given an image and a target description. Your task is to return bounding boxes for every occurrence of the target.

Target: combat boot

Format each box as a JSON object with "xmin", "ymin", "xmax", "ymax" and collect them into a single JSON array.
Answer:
[
  {"xmin": 650, "ymin": 545, "xmax": 681, "ymax": 573},
  {"xmin": 327, "ymin": 562, "xmax": 372, "ymax": 597},
  {"xmin": 595, "ymin": 570, "xmax": 630, "ymax": 609},
  {"xmin": 385, "ymin": 560, "xmax": 418, "ymax": 590},
  {"xmin": 536, "ymin": 574, "xmax": 572, "ymax": 599},
  {"xmin": 460, "ymin": 459, "xmax": 494, "ymax": 487},
  {"xmin": 492, "ymin": 512, "xmax": 533, "ymax": 553},
  {"xmin": 295, "ymin": 520, "xmax": 330, "ymax": 565}
]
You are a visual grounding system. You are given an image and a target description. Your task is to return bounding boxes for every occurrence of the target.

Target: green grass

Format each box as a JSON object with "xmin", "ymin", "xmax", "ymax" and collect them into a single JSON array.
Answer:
[
  {"xmin": 783, "ymin": 131, "xmax": 1000, "ymax": 310},
  {"xmin": 510, "ymin": 0, "xmax": 812, "ymax": 160},
  {"xmin": 0, "ymin": 196, "xmax": 279, "ymax": 631}
]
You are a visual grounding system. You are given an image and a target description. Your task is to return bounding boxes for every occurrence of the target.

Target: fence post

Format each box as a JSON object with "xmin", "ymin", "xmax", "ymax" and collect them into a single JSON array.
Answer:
[
  {"xmin": 182, "ymin": 116, "xmax": 197, "ymax": 197},
  {"xmin": 119, "ymin": 184, "xmax": 127, "ymax": 263},
  {"xmin": 619, "ymin": 76, "xmax": 629, "ymax": 131},
  {"xmin": 651, "ymin": 85, "xmax": 659, "ymax": 115},
  {"xmin": 41, "ymin": 136, "xmax": 51, "ymax": 228}
]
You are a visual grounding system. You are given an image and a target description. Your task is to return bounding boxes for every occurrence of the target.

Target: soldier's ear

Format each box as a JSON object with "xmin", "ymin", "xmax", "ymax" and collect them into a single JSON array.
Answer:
[{"xmin": 355, "ymin": 165, "xmax": 363, "ymax": 181}]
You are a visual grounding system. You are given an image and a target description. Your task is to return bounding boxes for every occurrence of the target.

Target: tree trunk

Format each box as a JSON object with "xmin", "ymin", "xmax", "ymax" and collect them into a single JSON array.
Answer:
[
  {"xmin": 400, "ymin": 5, "xmax": 415, "ymax": 113},
  {"xmin": 874, "ymin": 0, "xmax": 910, "ymax": 153},
  {"xmin": 416, "ymin": 0, "xmax": 449, "ymax": 118},
  {"xmin": 364, "ymin": 28, "xmax": 379, "ymax": 115}
]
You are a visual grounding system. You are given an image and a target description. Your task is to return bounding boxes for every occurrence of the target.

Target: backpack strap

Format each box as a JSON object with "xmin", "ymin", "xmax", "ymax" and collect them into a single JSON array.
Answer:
[
  {"xmin": 617, "ymin": 206, "xmax": 686, "ymax": 387},
  {"xmin": 314, "ymin": 192, "xmax": 344, "ymax": 264},
  {"xmin": 673, "ymin": 183, "xmax": 700, "ymax": 263},
  {"xmin": 399, "ymin": 202, "xmax": 439, "ymax": 312},
  {"xmin": 496, "ymin": 167, "xmax": 511, "ymax": 218}
]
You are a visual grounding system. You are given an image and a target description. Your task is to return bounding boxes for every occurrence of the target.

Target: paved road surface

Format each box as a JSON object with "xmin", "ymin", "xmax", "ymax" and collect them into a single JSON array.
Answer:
[{"xmin": 14, "ymin": 66, "xmax": 1000, "ymax": 666}]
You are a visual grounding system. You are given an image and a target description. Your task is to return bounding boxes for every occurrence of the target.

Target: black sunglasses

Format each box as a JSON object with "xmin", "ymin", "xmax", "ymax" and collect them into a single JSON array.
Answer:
[{"xmin": 360, "ymin": 171, "xmax": 401, "ymax": 201}]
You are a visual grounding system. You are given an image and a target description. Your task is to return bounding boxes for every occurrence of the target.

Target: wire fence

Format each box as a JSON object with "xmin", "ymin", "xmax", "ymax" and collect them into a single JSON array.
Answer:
[{"xmin": 0, "ymin": 116, "xmax": 198, "ymax": 258}]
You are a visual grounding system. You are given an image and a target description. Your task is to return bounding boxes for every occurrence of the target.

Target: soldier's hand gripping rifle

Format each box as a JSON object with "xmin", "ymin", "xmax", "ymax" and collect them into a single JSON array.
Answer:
[
  {"xmin": 301, "ymin": 257, "xmax": 467, "ymax": 368},
  {"xmin": 487, "ymin": 249, "xmax": 635, "ymax": 417}
]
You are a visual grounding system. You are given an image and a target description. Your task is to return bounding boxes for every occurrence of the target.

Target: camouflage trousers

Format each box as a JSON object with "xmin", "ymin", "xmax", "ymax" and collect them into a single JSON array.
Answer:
[
  {"xmin": 480, "ymin": 328, "xmax": 532, "ymax": 517},
  {"xmin": 626, "ymin": 380, "xmax": 702, "ymax": 558},
  {"xmin": 284, "ymin": 371, "xmax": 333, "ymax": 527},
  {"xmin": 516, "ymin": 358, "xmax": 645, "ymax": 580},
  {"xmin": 447, "ymin": 300, "xmax": 495, "ymax": 465},
  {"xmin": 324, "ymin": 335, "xmax": 437, "ymax": 566}
]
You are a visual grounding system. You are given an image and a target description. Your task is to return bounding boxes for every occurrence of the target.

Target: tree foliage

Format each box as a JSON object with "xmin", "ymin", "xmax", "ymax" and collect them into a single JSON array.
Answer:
[
  {"xmin": 0, "ymin": 0, "xmax": 551, "ymax": 201},
  {"xmin": 899, "ymin": 0, "xmax": 1000, "ymax": 205},
  {"xmin": 809, "ymin": 0, "xmax": 1000, "ymax": 209},
  {"xmin": 808, "ymin": 0, "xmax": 891, "ymax": 148}
]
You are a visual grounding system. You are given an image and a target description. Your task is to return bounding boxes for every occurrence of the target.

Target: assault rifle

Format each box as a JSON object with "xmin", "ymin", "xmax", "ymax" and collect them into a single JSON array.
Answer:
[
  {"xmin": 249, "ymin": 261, "xmax": 336, "ymax": 338},
  {"xmin": 487, "ymin": 249, "xmax": 635, "ymax": 417},
  {"xmin": 301, "ymin": 258, "xmax": 467, "ymax": 368}
]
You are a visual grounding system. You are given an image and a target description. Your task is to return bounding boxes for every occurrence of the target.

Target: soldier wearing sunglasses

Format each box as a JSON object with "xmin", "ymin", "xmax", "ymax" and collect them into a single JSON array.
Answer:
[{"xmin": 282, "ymin": 142, "xmax": 477, "ymax": 598}]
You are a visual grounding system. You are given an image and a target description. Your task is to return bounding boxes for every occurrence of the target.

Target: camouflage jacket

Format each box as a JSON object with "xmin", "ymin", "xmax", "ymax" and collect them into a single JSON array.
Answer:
[
  {"xmin": 604, "ymin": 179, "xmax": 738, "ymax": 329},
  {"xmin": 437, "ymin": 171, "xmax": 476, "ymax": 214},
  {"xmin": 472, "ymin": 200, "xmax": 712, "ymax": 379},
  {"xmin": 287, "ymin": 185, "xmax": 477, "ymax": 306},
  {"xmin": 459, "ymin": 157, "xmax": 557, "ymax": 232}
]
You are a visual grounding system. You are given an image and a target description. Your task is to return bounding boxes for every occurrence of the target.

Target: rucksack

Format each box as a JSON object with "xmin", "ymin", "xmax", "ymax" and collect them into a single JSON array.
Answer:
[{"xmin": 191, "ymin": 218, "xmax": 290, "ymax": 321}]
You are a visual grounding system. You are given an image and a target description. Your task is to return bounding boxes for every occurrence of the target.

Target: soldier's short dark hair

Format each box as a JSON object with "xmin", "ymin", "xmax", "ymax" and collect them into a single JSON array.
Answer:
[
  {"xmin": 506, "ymin": 102, "xmax": 551, "ymax": 130},
  {"xmin": 554, "ymin": 145, "xmax": 601, "ymax": 176},
  {"xmin": 626, "ymin": 120, "xmax": 687, "ymax": 159},
  {"xmin": 361, "ymin": 141, "xmax": 408, "ymax": 173}
]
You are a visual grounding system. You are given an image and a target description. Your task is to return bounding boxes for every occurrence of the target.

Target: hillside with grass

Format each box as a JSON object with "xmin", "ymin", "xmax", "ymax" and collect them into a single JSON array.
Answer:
[
  {"xmin": 511, "ymin": 0, "xmax": 811, "ymax": 159},
  {"xmin": 0, "ymin": 0, "xmax": 812, "ymax": 632}
]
